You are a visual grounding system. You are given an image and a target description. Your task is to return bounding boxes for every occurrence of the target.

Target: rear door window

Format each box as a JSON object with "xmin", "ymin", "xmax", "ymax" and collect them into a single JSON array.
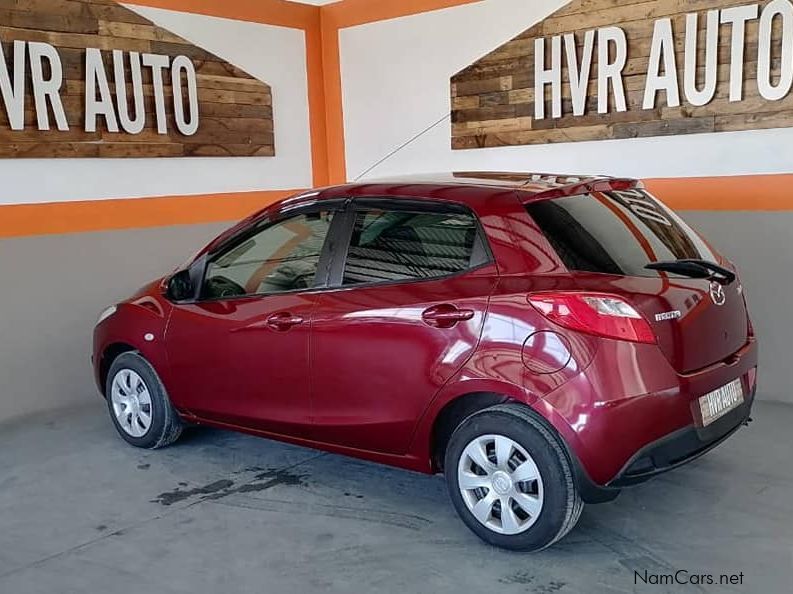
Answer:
[
  {"xmin": 525, "ymin": 189, "xmax": 717, "ymax": 277},
  {"xmin": 342, "ymin": 208, "xmax": 486, "ymax": 286}
]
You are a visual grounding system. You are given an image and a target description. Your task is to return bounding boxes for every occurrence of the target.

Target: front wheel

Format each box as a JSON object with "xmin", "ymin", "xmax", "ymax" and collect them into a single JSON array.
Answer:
[
  {"xmin": 106, "ymin": 352, "xmax": 183, "ymax": 449},
  {"xmin": 444, "ymin": 404, "xmax": 583, "ymax": 551}
]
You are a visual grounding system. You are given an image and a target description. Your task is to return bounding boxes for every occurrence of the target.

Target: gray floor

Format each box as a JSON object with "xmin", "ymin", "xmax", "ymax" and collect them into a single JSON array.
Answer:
[{"xmin": 1, "ymin": 401, "xmax": 791, "ymax": 594}]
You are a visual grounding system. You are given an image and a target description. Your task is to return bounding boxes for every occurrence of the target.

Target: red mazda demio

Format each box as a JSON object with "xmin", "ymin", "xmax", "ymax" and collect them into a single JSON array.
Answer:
[{"xmin": 94, "ymin": 173, "xmax": 757, "ymax": 551}]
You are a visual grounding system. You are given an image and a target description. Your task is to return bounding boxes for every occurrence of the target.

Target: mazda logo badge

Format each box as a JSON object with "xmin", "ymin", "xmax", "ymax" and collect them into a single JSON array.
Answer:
[{"xmin": 709, "ymin": 281, "xmax": 726, "ymax": 306}]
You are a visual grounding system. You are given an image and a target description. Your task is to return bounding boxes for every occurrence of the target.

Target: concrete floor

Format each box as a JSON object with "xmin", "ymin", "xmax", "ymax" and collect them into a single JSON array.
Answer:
[{"xmin": 1, "ymin": 401, "xmax": 791, "ymax": 594}]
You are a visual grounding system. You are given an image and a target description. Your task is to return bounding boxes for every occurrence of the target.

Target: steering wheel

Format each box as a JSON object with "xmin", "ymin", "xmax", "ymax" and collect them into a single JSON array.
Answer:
[{"xmin": 205, "ymin": 276, "xmax": 246, "ymax": 299}]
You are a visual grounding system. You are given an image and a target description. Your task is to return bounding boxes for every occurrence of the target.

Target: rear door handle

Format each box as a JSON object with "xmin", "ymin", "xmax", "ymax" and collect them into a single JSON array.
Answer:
[
  {"xmin": 422, "ymin": 305, "xmax": 475, "ymax": 329},
  {"xmin": 266, "ymin": 312, "xmax": 305, "ymax": 332}
]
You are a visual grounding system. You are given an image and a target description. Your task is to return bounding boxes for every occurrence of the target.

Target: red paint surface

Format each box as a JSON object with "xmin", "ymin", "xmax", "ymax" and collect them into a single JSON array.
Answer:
[{"xmin": 93, "ymin": 175, "xmax": 757, "ymax": 485}]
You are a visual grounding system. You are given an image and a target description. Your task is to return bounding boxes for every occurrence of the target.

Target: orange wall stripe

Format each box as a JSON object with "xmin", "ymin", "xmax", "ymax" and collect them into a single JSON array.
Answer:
[
  {"xmin": 0, "ymin": 191, "xmax": 298, "ymax": 239},
  {"xmin": 305, "ymin": 16, "xmax": 331, "ymax": 186},
  {"xmin": 321, "ymin": 11, "xmax": 347, "ymax": 184},
  {"xmin": 644, "ymin": 174, "xmax": 793, "ymax": 211},
  {"xmin": 3, "ymin": 173, "xmax": 793, "ymax": 239},
  {"xmin": 2, "ymin": 2, "xmax": 790, "ymax": 242}
]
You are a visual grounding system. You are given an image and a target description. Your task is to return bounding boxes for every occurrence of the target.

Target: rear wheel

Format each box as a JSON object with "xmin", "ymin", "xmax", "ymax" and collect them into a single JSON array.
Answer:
[
  {"xmin": 106, "ymin": 352, "xmax": 183, "ymax": 449},
  {"xmin": 444, "ymin": 404, "xmax": 583, "ymax": 551}
]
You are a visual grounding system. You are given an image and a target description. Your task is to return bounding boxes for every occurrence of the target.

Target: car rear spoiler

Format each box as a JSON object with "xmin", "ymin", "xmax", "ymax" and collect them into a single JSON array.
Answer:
[{"xmin": 521, "ymin": 177, "xmax": 644, "ymax": 203}]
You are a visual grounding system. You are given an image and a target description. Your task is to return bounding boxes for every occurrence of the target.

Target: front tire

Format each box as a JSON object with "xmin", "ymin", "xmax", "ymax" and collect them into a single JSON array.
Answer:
[
  {"xmin": 444, "ymin": 403, "xmax": 583, "ymax": 551},
  {"xmin": 106, "ymin": 352, "xmax": 183, "ymax": 449}
]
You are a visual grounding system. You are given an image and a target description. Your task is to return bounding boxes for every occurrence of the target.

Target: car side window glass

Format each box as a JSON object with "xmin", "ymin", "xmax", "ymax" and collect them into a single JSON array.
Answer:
[
  {"xmin": 342, "ymin": 208, "xmax": 480, "ymax": 286},
  {"xmin": 203, "ymin": 210, "xmax": 335, "ymax": 299}
]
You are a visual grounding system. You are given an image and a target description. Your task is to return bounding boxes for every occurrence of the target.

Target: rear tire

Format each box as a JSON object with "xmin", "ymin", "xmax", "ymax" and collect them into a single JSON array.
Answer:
[
  {"xmin": 444, "ymin": 403, "xmax": 583, "ymax": 551},
  {"xmin": 106, "ymin": 352, "xmax": 183, "ymax": 449}
]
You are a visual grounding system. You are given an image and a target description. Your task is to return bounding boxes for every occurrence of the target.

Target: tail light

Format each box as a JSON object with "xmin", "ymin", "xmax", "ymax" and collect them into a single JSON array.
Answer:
[{"xmin": 528, "ymin": 292, "xmax": 656, "ymax": 344}]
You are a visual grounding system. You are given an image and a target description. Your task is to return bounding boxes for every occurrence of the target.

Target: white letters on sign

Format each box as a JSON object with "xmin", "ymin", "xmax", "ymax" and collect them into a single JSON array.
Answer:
[
  {"xmin": 721, "ymin": 4, "xmax": 759, "ymax": 102},
  {"xmin": 534, "ymin": 36, "xmax": 562, "ymax": 119},
  {"xmin": 643, "ymin": 18, "xmax": 680, "ymax": 109},
  {"xmin": 758, "ymin": 0, "xmax": 793, "ymax": 101},
  {"xmin": 597, "ymin": 27, "xmax": 628, "ymax": 114},
  {"xmin": 172, "ymin": 55, "xmax": 200, "ymax": 136},
  {"xmin": 531, "ymin": 0, "xmax": 793, "ymax": 119},
  {"xmin": 28, "ymin": 42, "xmax": 69, "ymax": 131},
  {"xmin": 143, "ymin": 53, "xmax": 171, "ymax": 134},
  {"xmin": 0, "ymin": 41, "xmax": 26, "ymax": 131},
  {"xmin": 114, "ymin": 50, "xmax": 146, "ymax": 135},
  {"xmin": 86, "ymin": 47, "xmax": 120, "ymax": 133},
  {"xmin": 684, "ymin": 10, "xmax": 719, "ymax": 106},
  {"xmin": 0, "ymin": 39, "xmax": 200, "ymax": 136},
  {"xmin": 565, "ymin": 31, "xmax": 595, "ymax": 117}
]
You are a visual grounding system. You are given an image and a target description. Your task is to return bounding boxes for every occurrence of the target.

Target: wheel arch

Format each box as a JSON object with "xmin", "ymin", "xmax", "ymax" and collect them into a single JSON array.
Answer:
[
  {"xmin": 429, "ymin": 392, "xmax": 512, "ymax": 472},
  {"xmin": 425, "ymin": 391, "xmax": 620, "ymax": 504},
  {"xmin": 99, "ymin": 343, "xmax": 137, "ymax": 397}
]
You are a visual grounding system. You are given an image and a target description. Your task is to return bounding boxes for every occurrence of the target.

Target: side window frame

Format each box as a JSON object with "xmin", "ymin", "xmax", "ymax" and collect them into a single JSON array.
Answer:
[
  {"xmin": 325, "ymin": 197, "xmax": 494, "ymax": 290},
  {"xmin": 197, "ymin": 200, "xmax": 347, "ymax": 302}
]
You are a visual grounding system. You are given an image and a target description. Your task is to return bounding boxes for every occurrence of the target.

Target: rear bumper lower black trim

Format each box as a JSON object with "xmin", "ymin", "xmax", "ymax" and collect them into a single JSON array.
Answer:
[{"xmin": 573, "ymin": 388, "xmax": 755, "ymax": 502}]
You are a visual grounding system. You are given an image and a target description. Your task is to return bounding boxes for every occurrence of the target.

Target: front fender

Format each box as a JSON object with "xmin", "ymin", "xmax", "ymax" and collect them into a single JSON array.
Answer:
[{"xmin": 92, "ymin": 295, "xmax": 173, "ymax": 396}]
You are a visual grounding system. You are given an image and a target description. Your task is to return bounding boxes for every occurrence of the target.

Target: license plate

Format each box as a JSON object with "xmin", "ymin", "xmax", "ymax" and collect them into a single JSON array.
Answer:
[{"xmin": 699, "ymin": 379, "xmax": 744, "ymax": 427}]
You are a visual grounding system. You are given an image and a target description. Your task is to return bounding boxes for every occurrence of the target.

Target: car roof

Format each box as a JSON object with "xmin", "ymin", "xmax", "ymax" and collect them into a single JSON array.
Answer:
[
  {"xmin": 284, "ymin": 172, "xmax": 640, "ymax": 208},
  {"xmin": 205, "ymin": 172, "xmax": 640, "ymax": 257},
  {"xmin": 358, "ymin": 172, "xmax": 605, "ymax": 192}
]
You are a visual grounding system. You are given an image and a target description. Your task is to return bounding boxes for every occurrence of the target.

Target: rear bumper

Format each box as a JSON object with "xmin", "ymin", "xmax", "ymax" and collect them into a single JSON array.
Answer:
[
  {"xmin": 570, "ymin": 390, "xmax": 753, "ymax": 503},
  {"xmin": 608, "ymin": 388, "xmax": 754, "ymax": 487},
  {"xmin": 542, "ymin": 337, "xmax": 758, "ymax": 501}
]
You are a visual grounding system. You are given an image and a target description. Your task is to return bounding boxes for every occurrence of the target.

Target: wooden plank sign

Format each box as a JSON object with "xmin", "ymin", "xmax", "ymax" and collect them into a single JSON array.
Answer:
[
  {"xmin": 0, "ymin": 0, "xmax": 274, "ymax": 158},
  {"xmin": 451, "ymin": 0, "xmax": 793, "ymax": 149}
]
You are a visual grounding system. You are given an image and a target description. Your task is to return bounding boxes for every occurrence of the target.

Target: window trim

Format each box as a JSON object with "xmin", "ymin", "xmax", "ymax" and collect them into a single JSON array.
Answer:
[
  {"xmin": 325, "ymin": 197, "xmax": 495, "ymax": 291},
  {"xmin": 195, "ymin": 200, "xmax": 347, "ymax": 303}
]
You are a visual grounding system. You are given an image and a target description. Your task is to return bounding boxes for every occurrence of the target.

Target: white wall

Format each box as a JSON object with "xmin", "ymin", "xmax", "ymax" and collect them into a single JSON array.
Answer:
[
  {"xmin": 0, "ymin": 5, "xmax": 313, "ymax": 206},
  {"xmin": 339, "ymin": 0, "xmax": 793, "ymax": 181}
]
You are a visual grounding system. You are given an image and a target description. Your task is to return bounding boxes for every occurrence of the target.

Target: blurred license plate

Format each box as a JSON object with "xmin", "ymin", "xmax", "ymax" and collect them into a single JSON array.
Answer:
[{"xmin": 699, "ymin": 379, "xmax": 744, "ymax": 427}]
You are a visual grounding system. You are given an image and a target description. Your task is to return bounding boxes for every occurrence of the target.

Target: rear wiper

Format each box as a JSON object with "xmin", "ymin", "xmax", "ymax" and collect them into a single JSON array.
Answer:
[{"xmin": 645, "ymin": 259, "xmax": 736, "ymax": 285}]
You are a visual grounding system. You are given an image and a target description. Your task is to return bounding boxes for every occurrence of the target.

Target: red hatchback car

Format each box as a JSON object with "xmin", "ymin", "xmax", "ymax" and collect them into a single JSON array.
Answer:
[{"xmin": 93, "ymin": 173, "xmax": 757, "ymax": 551}]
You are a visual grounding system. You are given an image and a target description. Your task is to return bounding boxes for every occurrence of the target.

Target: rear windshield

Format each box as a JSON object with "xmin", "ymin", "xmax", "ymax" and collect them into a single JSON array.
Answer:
[{"xmin": 525, "ymin": 189, "xmax": 718, "ymax": 277}]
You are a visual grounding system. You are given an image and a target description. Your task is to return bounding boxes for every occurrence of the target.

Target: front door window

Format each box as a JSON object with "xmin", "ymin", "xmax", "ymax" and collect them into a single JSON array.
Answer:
[{"xmin": 203, "ymin": 210, "xmax": 336, "ymax": 299}]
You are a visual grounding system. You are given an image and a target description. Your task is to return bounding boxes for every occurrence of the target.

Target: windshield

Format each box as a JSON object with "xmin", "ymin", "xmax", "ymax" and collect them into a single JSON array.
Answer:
[{"xmin": 525, "ymin": 189, "xmax": 718, "ymax": 278}]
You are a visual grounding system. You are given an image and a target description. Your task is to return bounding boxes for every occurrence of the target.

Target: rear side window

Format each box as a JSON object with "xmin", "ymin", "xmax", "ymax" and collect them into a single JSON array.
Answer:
[
  {"xmin": 526, "ymin": 189, "xmax": 717, "ymax": 277},
  {"xmin": 342, "ymin": 208, "xmax": 484, "ymax": 286}
]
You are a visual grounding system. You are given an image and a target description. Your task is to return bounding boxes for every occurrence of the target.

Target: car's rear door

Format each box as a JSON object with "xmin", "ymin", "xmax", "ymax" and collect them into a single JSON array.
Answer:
[
  {"xmin": 165, "ymin": 202, "xmax": 343, "ymax": 434},
  {"xmin": 309, "ymin": 199, "xmax": 498, "ymax": 454}
]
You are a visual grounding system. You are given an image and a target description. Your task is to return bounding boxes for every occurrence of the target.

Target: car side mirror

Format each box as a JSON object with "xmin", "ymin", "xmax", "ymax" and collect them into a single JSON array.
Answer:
[{"xmin": 166, "ymin": 269, "xmax": 195, "ymax": 302}]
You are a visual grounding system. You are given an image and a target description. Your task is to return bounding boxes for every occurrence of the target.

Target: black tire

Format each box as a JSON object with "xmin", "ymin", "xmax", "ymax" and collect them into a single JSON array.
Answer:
[
  {"xmin": 444, "ymin": 403, "xmax": 583, "ymax": 551},
  {"xmin": 105, "ymin": 352, "xmax": 183, "ymax": 449}
]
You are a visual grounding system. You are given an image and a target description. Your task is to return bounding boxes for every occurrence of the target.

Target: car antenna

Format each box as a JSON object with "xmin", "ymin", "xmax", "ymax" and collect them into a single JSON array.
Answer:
[{"xmin": 353, "ymin": 113, "xmax": 451, "ymax": 181}]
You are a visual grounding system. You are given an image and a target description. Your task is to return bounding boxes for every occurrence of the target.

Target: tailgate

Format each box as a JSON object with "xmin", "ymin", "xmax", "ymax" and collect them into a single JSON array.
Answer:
[{"xmin": 525, "ymin": 187, "xmax": 749, "ymax": 373}]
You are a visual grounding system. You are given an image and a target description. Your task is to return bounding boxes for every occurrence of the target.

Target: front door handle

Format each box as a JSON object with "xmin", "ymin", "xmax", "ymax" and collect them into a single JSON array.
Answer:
[
  {"xmin": 422, "ymin": 304, "xmax": 475, "ymax": 329},
  {"xmin": 266, "ymin": 312, "xmax": 305, "ymax": 332}
]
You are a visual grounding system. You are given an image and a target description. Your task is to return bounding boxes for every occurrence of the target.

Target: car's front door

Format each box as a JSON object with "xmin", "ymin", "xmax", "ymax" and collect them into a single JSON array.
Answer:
[
  {"xmin": 310, "ymin": 200, "xmax": 498, "ymax": 454},
  {"xmin": 165, "ymin": 204, "xmax": 340, "ymax": 435}
]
